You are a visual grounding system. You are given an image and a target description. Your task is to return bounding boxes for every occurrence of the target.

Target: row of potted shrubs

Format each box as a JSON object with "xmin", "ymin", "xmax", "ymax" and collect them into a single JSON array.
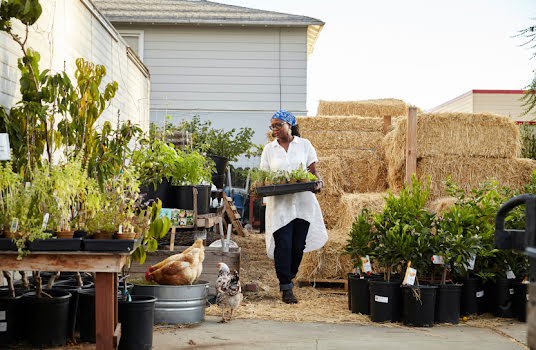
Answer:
[{"xmin": 343, "ymin": 174, "xmax": 534, "ymax": 326}]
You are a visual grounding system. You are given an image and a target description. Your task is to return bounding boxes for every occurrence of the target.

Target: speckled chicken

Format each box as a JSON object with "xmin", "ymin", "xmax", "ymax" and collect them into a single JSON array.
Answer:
[
  {"xmin": 145, "ymin": 239, "xmax": 205, "ymax": 285},
  {"xmin": 215, "ymin": 262, "xmax": 243, "ymax": 322}
]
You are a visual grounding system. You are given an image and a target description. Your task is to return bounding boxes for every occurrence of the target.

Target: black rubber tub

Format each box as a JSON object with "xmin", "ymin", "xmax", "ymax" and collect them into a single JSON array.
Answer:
[
  {"xmin": 435, "ymin": 283, "xmax": 462, "ymax": 324},
  {"xmin": 460, "ymin": 277, "xmax": 485, "ymax": 316},
  {"xmin": 118, "ymin": 295, "xmax": 157, "ymax": 350},
  {"xmin": 369, "ymin": 280, "xmax": 401, "ymax": 322},
  {"xmin": 20, "ymin": 289, "xmax": 71, "ymax": 347},
  {"xmin": 0, "ymin": 288, "xmax": 25, "ymax": 346},
  {"xmin": 402, "ymin": 285, "xmax": 437, "ymax": 327}
]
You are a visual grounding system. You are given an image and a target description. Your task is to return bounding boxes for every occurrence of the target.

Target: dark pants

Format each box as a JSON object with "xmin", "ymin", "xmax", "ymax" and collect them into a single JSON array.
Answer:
[{"xmin": 273, "ymin": 218, "xmax": 310, "ymax": 291}]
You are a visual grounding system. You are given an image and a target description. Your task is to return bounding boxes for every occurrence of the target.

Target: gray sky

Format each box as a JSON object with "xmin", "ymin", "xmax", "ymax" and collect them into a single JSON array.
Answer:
[{"xmin": 219, "ymin": 0, "xmax": 536, "ymax": 114}]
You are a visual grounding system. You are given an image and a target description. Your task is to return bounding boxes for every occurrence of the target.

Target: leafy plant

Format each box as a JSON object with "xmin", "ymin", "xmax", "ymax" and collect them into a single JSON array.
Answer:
[
  {"xmin": 132, "ymin": 199, "xmax": 171, "ymax": 264},
  {"xmin": 290, "ymin": 164, "xmax": 317, "ymax": 182},
  {"xmin": 344, "ymin": 209, "xmax": 377, "ymax": 273}
]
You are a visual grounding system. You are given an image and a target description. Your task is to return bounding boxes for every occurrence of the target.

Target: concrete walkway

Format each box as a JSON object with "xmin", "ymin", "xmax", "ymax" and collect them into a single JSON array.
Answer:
[{"xmin": 151, "ymin": 316, "xmax": 529, "ymax": 350}]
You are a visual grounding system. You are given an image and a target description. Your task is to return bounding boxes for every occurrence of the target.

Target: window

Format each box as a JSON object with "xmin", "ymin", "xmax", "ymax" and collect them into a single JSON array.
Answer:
[{"xmin": 118, "ymin": 30, "xmax": 144, "ymax": 61}]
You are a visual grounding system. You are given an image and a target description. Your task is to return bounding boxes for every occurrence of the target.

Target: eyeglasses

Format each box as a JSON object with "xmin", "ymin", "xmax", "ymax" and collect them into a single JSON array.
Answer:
[{"xmin": 269, "ymin": 122, "xmax": 286, "ymax": 130}]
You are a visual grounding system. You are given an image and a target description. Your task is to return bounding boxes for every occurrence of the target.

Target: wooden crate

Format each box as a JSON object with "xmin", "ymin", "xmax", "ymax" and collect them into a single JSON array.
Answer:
[{"xmin": 129, "ymin": 246, "xmax": 240, "ymax": 296}]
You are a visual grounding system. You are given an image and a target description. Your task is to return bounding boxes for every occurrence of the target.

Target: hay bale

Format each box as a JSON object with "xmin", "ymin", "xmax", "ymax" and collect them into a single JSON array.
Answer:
[
  {"xmin": 297, "ymin": 230, "xmax": 353, "ymax": 280},
  {"xmin": 384, "ymin": 113, "xmax": 521, "ymax": 166},
  {"xmin": 389, "ymin": 156, "xmax": 536, "ymax": 199},
  {"xmin": 302, "ymin": 130, "xmax": 384, "ymax": 150},
  {"xmin": 316, "ymin": 150, "xmax": 388, "ymax": 193},
  {"xmin": 317, "ymin": 99, "xmax": 408, "ymax": 118},
  {"xmin": 297, "ymin": 116, "xmax": 384, "ymax": 132},
  {"xmin": 335, "ymin": 193, "xmax": 387, "ymax": 231},
  {"xmin": 317, "ymin": 193, "xmax": 342, "ymax": 229},
  {"xmin": 427, "ymin": 197, "xmax": 458, "ymax": 215},
  {"xmin": 266, "ymin": 131, "xmax": 275, "ymax": 143},
  {"xmin": 317, "ymin": 156, "xmax": 344, "ymax": 196}
]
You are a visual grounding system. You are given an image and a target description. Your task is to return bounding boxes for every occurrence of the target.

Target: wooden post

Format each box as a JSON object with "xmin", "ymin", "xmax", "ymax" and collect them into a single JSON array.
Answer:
[
  {"xmin": 95, "ymin": 272, "xmax": 115, "ymax": 350},
  {"xmin": 406, "ymin": 107, "xmax": 418, "ymax": 187},
  {"xmin": 169, "ymin": 227, "xmax": 176, "ymax": 251},
  {"xmin": 383, "ymin": 115, "xmax": 392, "ymax": 135}
]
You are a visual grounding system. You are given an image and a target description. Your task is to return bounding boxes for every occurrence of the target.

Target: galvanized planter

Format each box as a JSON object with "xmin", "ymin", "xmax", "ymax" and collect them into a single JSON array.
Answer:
[{"xmin": 131, "ymin": 281, "xmax": 209, "ymax": 325}]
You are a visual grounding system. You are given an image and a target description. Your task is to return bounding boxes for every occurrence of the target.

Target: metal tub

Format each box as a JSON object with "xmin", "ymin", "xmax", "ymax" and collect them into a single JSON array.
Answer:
[{"xmin": 131, "ymin": 281, "xmax": 209, "ymax": 325}]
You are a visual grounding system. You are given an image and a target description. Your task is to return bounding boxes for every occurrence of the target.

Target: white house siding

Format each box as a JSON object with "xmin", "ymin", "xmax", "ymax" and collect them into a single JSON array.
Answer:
[
  {"xmin": 0, "ymin": 0, "xmax": 150, "ymax": 131},
  {"xmin": 428, "ymin": 92, "xmax": 473, "ymax": 113},
  {"xmin": 114, "ymin": 24, "xmax": 308, "ymax": 162},
  {"xmin": 473, "ymin": 92, "xmax": 530, "ymax": 121}
]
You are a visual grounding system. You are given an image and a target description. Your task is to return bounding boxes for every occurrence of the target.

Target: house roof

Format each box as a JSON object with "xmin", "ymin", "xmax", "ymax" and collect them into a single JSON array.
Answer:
[{"xmin": 92, "ymin": 0, "xmax": 324, "ymax": 27}]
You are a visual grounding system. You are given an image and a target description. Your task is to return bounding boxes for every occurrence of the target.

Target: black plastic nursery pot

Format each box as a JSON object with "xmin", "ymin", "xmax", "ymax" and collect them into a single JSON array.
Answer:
[
  {"xmin": 20, "ymin": 289, "xmax": 71, "ymax": 347},
  {"xmin": 349, "ymin": 274, "xmax": 381, "ymax": 315},
  {"xmin": 78, "ymin": 288, "xmax": 96, "ymax": 343},
  {"xmin": 52, "ymin": 283, "xmax": 83, "ymax": 340},
  {"xmin": 347, "ymin": 273, "xmax": 353, "ymax": 310},
  {"xmin": 0, "ymin": 288, "xmax": 24, "ymax": 346},
  {"xmin": 141, "ymin": 178, "xmax": 173, "ymax": 207},
  {"xmin": 492, "ymin": 278, "xmax": 514, "ymax": 318},
  {"xmin": 171, "ymin": 185, "xmax": 211, "ymax": 214},
  {"xmin": 369, "ymin": 280, "xmax": 401, "ymax": 322},
  {"xmin": 435, "ymin": 284, "xmax": 462, "ymax": 324},
  {"xmin": 461, "ymin": 277, "xmax": 485, "ymax": 316},
  {"xmin": 401, "ymin": 285, "xmax": 437, "ymax": 327},
  {"xmin": 118, "ymin": 295, "xmax": 157, "ymax": 350},
  {"xmin": 211, "ymin": 174, "xmax": 225, "ymax": 189},
  {"xmin": 512, "ymin": 281, "xmax": 528, "ymax": 322},
  {"xmin": 208, "ymin": 154, "xmax": 228, "ymax": 175}
]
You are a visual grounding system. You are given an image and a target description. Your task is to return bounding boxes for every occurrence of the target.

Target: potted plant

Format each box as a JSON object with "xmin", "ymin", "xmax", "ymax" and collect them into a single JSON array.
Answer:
[{"xmin": 344, "ymin": 208, "xmax": 378, "ymax": 315}]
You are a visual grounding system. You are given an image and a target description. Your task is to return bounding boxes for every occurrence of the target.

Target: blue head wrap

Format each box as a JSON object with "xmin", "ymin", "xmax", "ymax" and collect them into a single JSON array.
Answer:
[{"xmin": 271, "ymin": 110, "xmax": 296, "ymax": 127}]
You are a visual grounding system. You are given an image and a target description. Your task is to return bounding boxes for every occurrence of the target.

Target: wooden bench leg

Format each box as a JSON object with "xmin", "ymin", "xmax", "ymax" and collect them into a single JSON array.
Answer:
[{"xmin": 96, "ymin": 272, "xmax": 115, "ymax": 350}]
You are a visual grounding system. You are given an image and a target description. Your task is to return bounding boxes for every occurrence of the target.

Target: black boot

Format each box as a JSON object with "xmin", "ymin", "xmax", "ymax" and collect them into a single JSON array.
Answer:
[{"xmin": 282, "ymin": 289, "xmax": 298, "ymax": 304}]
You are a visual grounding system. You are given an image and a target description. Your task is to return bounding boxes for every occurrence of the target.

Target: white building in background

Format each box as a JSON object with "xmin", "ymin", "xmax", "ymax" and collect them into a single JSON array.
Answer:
[
  {"xmin": 429, "ymin": 90, "xmax": 536, "ymax": 122},
  {"xmin": 0, "ymin": 0, "xmax": 151, "ymax": 131},
  {"xmin": 93, "ymin": 0, "xmax": 324, "ymax": 163}
]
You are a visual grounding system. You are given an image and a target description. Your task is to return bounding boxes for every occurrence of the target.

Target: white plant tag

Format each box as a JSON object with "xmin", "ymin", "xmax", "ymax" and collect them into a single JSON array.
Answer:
[
  {"xmin": 506, "ymin": 270, "xmax": 516, "ymax": 279},
  {"xmin": 118, "ymin": 225, "xmax": 123, "ymax": 234},
  {"xmin": 25, "ymin": 182, "xmax": 30, "ymax": 189},
  {"xmin": 10, "ymin": 218, "xmax": 18, "ymax": 232},
  {"xmin": 432, "ymin": 255, "xmax": 444, "ymax": 265},
  {"xmin": 0, "ymin": 322, "xmax": 5, "ymax": 332},
  {"xmin": 509, "ymin": 288, "xmax": 515, "ymax": 295},
  {"xmin": 361, "ymin": 255, "xmax": 372, "ymax": 274},
  {"xmin": 403, "ymin": 267, "xmax": 417, "ymax": 286},
  {"xmin": 353, "ymin": 267, "xmax": 359, "ymax": 275},
  {"xmin": 0, "ymin": 133, "xmax": 10, "ymax": 160},
  {"xmin": 0, "ymin": 311, "xmax": 5, "ymax": 320},
  {"xmin": 41, "ymin": 213, "xmax": 49, "ymax": 231},
  {"xmin": 527, "ymin": 294, "xmax": 530, "ymax": 301},
  {"xmin": 375, "ymin": 295, "xmax": 388, "ymax": 304},
  {"xmin": 476, "ymin": 290, "xmax": 484, "ymax": 298},
  {"xmin": 467, "ymin": 254, "xmax": 476, "ymax": 270}
]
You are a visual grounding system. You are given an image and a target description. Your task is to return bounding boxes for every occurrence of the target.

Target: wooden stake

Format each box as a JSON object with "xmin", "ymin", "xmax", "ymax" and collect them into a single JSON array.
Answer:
[
  {"xmin": 169, "ymin": 227, "xmax": 176, "ymax": 251},
  {"xmin": 406, "ymin": 107, "xmax": 418, "ymax": 187},
  {"xmin": 383, "ymin": 115, "xmax": 392, "ymax": 135}
]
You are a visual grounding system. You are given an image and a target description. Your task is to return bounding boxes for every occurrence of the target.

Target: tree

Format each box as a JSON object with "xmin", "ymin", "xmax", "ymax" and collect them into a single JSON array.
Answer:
[{"xmin": 519, "ymin": 23, "xmax": 536, "ymax": 116}]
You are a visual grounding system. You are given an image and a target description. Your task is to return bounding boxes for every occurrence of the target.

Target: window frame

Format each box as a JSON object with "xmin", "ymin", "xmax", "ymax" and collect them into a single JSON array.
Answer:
[{"xmin": 118, "ymin": 29, "xmax": 145, "ymax": 61}]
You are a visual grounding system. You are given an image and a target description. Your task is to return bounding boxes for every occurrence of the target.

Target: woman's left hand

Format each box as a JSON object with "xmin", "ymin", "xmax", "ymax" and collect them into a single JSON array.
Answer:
[{"xmin": 314, "ymin": 180, "xmax": 324, "ymax": 193}]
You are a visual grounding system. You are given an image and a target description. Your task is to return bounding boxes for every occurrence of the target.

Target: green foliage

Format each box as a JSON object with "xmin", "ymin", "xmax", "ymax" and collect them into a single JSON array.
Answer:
[
  {"xmin": 344, "ymin": 209, "xmax": 376, "ymax": 272},
  {"xmin": 173, "ymin": 116, "xmax": 262, "ymax": 162},
  {"xmin": 518, "ymin": 23, "xmax": 536, "ymax": 117},
  {"xmin": 132, "ymin": 199, "xmax": 171, "ymax": 264},
  {"xmin": 520, "ymin": 123, "xmax": 536, "ymax": 159},
  {"xmin": 290, "ymin": 164, "xmax": 317, "ymax": 182}
]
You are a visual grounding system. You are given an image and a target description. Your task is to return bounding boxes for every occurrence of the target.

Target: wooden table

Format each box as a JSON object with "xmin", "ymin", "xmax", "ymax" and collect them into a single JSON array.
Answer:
[{"xmin": 0, "ymin": 250, "xmax": 130, "ymax": 350}]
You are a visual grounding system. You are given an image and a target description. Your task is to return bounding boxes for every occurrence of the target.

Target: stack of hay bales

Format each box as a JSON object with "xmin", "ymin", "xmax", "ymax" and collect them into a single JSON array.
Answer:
[
  {"xmin": 317, "ymin": 98, "xmax": 408, "ymax": 117},
  {"xmin": 383, "ymin": 112, "xmax": 535, "ymax": 199},
  {"xmin": 299, "ymin": 116, "xmax": 389, "ymax": 193}
]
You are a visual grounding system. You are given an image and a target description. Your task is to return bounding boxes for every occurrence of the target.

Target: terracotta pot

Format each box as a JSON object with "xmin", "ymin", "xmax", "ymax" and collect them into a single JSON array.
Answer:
[
  {"xmin": 56, "ymin": 231, "xmax": 74, "ymax": 239},
  {"xmin": 4, "ymin": 230, "xmax": 22, "ymax": 239},
  {"xmin": 299, "ymin": 179, "xmax": 309, "ymax": 183},
  {"xmin": 93, "ymin": 232, "xmax": 114, "ymax": 240},
  {"xmin": 115, "ymin": 232, "xmax": 136, "ymax": 240},
  {"xmin": 288, "ymin": 180, "xmax": 297, "ymax": 184}
]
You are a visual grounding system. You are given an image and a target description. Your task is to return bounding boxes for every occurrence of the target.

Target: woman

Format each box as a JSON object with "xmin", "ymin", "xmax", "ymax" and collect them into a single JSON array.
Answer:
[{"xmin": 260, "ymin": 110, "xmax": 328, "ymax": 304}]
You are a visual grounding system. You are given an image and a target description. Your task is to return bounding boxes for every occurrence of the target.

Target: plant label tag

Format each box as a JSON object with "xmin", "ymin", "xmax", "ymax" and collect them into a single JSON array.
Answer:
[
  {"xmin": 118, "ymin": 225, "xmax": 123, "ymax": 234},
  {"xmin": 25, "ymin": 182, "xmax": 30, "ymax": 189},
  {"xmin": 432, "ymin": 255, "xmax": 444, "ymax": 265},
  {"xmin": 375, "ymin": 295, "xmax": 388, "ymax": 304},
  {"xmin": 476, "ymin": 290, "xmax": 484, "ymax": 298},
  {"xmin": 403, "ymin": 267, "xmax": 417, "ymax": 286},
  {"xmin": 506, "ymin": 265, "xmax": 515, "ymax": 279},
  {"xmin": 361, "ymin": 255, "xmax": 372, "ymax": 274},
  {"xmin": 467, "ymin": 254, "xmax": 476, "ymax": 270},
  {"xmin": 509, "ymin": 288, "xmax": 515, "ymax": 295},
  {"xmin": 10, "ymin": 218, "xmax": 18, "ymax": 233},
  {"xmin": 0, "ymin": 133, "xmax": 10, "ymax": 160},
  {"xmin": 0, "ymin": 322, "xmax": 5, "ymax": 332},
  {"xmin": 527, "ymin": 294, "xmax": 530, "ymax": 301},
  {"xmin": 353, "ymin": 267, "xmax": 359, "ymax": 275},
  {"xmin": 0, "ymin": 311, "xmax": 5, "ymax": 320},
  {"xmin": 41, "ymin": 213, "xmax": 49, "ymax": 231}
]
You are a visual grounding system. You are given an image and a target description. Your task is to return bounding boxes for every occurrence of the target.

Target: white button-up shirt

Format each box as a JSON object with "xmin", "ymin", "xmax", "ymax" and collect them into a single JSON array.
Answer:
[{"xmin": 259, "ymin": 136, "xmax": 328, "ymax": 259}]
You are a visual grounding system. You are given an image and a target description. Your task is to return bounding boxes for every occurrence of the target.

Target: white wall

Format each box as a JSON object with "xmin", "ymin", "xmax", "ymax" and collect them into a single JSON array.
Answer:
[
  {"xmin": 473, "ymin": 93, "xmax": 532, "ymax": 121},
  {"xmin": 0, "ymin": 0, "xmax": 150, "ymax": 131},
  {"xmin": 428, "ymin": 92, "xmax": 473, "ymax": 113}
]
